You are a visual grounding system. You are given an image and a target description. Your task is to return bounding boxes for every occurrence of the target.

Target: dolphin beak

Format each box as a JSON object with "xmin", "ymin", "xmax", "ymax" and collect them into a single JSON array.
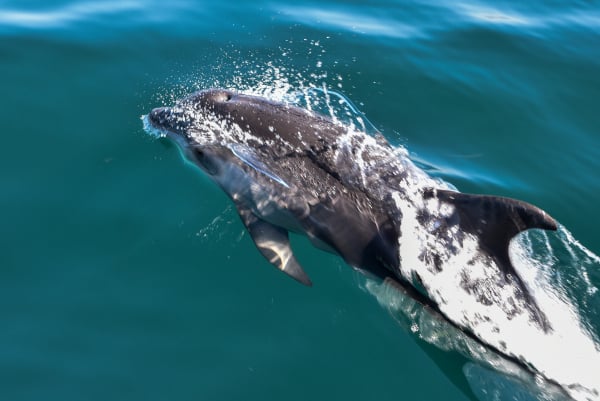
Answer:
[
  {"xmin": 145, "ymin": 107, "xmax": 181, "ymax": 140},
  {"xmin": 141, "ymin": 107, "xmax": 173, "ymax": 139},
  {"xmin": 148, "ymin": 107, "xmax": 169, "ymax": 127},
  {"xmin": 143, "ymin": 107, "xmax": 192, "ymax": 151}
]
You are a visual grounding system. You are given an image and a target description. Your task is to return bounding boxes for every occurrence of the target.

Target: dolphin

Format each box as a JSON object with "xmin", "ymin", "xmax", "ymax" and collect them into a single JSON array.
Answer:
[{"xmin": 143, "ymin": 88, "xmax": 557, "ymax": 332}]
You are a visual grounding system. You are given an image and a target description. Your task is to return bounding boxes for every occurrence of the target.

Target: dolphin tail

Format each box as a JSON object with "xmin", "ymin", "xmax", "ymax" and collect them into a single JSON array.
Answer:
[
  {"xmin": 234, "ymin": 202, "xmax": 312, "ymax": 286},
  {"xmin": 426, "ymin": 189, "xmax": 558, "ymax": 331}
]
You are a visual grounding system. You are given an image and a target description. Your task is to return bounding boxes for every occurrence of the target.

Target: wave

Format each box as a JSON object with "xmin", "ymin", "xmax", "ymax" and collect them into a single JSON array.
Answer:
[
  {"xmin": 3, "ymin": 0, "xmax": 599, "ymax": 37},
  {"xmin": 276, "ymin": 1, "xmax": 600, "ymax": 35}
]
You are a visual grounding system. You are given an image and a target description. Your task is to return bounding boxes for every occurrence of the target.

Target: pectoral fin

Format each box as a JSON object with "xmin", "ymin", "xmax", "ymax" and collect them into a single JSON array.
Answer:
[{"xmin": 235, "ymin": 203, "xmax": 312, "ymax": 286}]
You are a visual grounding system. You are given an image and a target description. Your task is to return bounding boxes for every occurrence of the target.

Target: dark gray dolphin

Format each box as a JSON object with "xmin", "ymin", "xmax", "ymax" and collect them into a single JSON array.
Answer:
[{"xmin": 144, "ymin": 88, "xmax": 557, "ymax": 330}]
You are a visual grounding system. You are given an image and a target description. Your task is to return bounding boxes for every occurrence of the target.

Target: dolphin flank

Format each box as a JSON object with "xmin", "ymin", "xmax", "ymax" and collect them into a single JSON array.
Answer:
[{"xmin": 144, "ymin": 88, "xmax": 557, "ymax": 333}]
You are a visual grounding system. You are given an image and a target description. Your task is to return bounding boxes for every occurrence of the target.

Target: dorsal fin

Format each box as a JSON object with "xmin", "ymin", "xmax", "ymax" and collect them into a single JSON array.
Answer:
[
  {"xmin": 429, "ymin": 189, "xmax": 557, "ymax": 243},
  {"xmin": 425, "ymin": 188, "xmax": 558, "ymax": 330}
]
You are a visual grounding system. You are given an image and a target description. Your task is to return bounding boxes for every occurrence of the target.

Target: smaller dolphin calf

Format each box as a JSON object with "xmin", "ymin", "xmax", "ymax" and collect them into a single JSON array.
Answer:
[{"xmin": 144, "ymin": 88, "xmax": 557, "ymax": 333}]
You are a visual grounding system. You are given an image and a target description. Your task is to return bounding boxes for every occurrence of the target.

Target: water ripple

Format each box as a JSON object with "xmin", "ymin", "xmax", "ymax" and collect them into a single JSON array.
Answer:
[
  {"xmin": 276, "ymin": 5, "xmax": 425, "ymax": 39},
  {"xmin": 456, "ymin": 3, "xmax": 537, "ymax": 27},
  {"xmin": 3, "ymin": 0, "xmax": 599, "ymax": 39},
  {"xmin": 0, "ymin": 1, "xmax": 144, "ymax": 29},
  {"xmin": 276, "ymin": 1, "xmax": 600, "ymax": 40},
  {"xmin": 454, "ymin": 1, "xmax": 600, "ymax": 31}
]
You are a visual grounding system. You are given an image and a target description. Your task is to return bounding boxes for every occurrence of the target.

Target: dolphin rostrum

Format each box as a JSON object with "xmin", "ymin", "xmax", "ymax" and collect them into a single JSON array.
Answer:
[{"xmin": 144, "ymin": 88, "xmax": 557, "ymax": 332}]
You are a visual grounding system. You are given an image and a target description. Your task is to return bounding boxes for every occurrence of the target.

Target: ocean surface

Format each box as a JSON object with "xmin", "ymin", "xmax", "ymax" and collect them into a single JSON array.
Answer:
[{"xmin": 1, "ymin": 0, "xmax": 600, "ymax": 400}]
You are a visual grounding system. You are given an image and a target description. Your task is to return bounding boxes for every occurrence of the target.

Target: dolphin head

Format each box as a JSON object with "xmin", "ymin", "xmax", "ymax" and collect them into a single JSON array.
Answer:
[
  {"xmin": 145, "ymin": 88, "xmax": 320, "ymax": 188},
  {"xmin": 146, "ymin": 89, "xmax": 237, "ymax": 143},
  {"xmin": 147, "ymin": 87, "xmax": 332, "ymax": 153},
  {"xmin": 145, "ymin": 89, "xmax": 249, "ymax": 177}
]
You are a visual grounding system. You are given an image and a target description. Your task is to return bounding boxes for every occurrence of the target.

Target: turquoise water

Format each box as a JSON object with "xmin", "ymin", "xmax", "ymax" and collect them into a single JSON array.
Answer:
[{"xmin": 2, "ymin": 1, "xmax": 600, "ymax": 400}]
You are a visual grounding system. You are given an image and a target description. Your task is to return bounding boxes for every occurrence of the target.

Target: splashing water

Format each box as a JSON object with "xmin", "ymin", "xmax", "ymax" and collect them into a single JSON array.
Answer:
[{"xmin": 153, "ymin": 60, "xmax": 600, "ymax": 401}]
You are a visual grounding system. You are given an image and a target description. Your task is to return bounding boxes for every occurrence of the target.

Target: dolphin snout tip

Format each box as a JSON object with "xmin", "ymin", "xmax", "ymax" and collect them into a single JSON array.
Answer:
[
  {"xmin": 149, "ymin": 107, "xmax": 168, "ymax": 125},
  {"xmin": 142, "ymin": 108, "xmax": 170, "ymax": 138}
]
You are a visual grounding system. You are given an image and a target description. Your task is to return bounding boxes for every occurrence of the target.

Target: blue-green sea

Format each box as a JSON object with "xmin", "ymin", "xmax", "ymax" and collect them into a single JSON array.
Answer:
[{"xmin": 2, "ymin": 1, "xmax": 600, "ymax": 400}]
